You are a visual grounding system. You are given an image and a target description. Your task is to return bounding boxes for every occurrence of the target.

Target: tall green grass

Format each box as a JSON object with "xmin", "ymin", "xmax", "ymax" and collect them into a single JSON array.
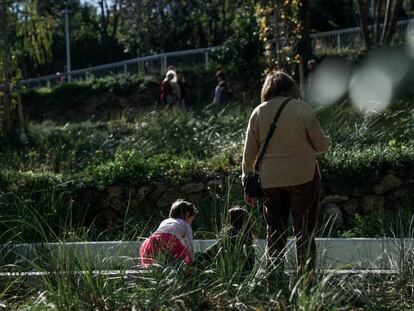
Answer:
[{"xmin": 1, "ymin": 184, "xmax": 414, "ymax": 310}]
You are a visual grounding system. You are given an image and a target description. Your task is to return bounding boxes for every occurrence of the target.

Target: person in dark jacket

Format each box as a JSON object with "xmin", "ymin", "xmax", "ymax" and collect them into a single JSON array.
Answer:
[
  {"xmin": 176, "ymin": 70, "xmax": 189, "ymax": 110},
  {"xmin": 213, "ymin": 70, "xmax": 232, "ymax": 105}
]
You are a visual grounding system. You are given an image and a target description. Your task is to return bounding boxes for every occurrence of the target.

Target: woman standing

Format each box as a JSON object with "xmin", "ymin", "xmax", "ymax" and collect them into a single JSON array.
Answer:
[
  {"xmin": 160, "ymin": 70, "xmax": 177, "ymax": 107},
  {"xmin": 242, "ymin": 70, "xmax": 329, "ymax": 272}
]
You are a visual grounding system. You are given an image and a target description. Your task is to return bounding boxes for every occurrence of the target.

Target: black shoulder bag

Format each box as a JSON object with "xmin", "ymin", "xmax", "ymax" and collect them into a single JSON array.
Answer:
[{"xmin": 244, "ymin": 97, "xmax": 292, "ymax": 198}]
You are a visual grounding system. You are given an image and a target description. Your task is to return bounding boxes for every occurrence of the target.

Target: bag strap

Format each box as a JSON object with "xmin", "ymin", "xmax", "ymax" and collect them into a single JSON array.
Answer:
[{"xmin": 254, "ymin": 97, "xmax": 292, "ymax": 171}]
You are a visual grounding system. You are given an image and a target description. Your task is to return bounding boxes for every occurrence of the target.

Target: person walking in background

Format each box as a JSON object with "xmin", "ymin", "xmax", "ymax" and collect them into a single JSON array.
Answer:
[
  {"xmin": 306, "ymin": 59, "xmax": 318, "ymax": 88},
  {"xmin": 213, "ymin": 70, "xmax": 232, "ymax": 105},
  {"xmin": 307, "ymin": 59, "xmax": 317, "ymax": 75},
  {"xmin": 165, "ymin": 65, "xmax": 182, "ymax": 107},
  {"xmin": 304, "ymin": 59, "xmax": 319, "ymax": 104},
  {"xmin": 242, "ymin": 70, "xmax": 329, "ymax": 275},
  {"xmin": 160, "ymin": 70, "xmax": 177, "ymax": 107},
  {"xmin": 139, "ymin": 199, "xmax": 197, "ymax": 266},
  {"xmin": 176, "ymin": 70, "xmax": 189, "ymax": 110}
]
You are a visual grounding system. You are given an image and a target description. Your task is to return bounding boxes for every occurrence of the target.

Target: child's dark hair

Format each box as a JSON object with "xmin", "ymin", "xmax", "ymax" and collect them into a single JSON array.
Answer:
[
  {"xmin": 169, "ymin": 199, "xmax": 196, "ymax": 219},
  {"xmin": 228, "ymin": 206, "xmax": 254, "ymax": 239},
  {"xmin": 215, "ymin": 70, "xmax": 225, "ymax": 80}
]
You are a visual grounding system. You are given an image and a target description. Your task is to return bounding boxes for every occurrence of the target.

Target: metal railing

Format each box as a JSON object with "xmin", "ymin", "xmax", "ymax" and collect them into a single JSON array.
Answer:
[
  {"xmin": 20, "ymin": 19, "xmax": 413, "ymax": 89},
  {"xmin": 311, "ymin": 19, "xmax": 413, "ymax": 53},
  {"xmin": 21, "ymin": 47, "xmax": 215, "ymax": 89}
]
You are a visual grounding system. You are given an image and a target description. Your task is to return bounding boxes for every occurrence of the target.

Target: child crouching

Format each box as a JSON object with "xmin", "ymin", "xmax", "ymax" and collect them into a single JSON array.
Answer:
[
  {"xmin": 203, "ymin": 206, "xmax": 255, "ymax": 273},
  {"xmin": 139, "ymin": 199, "xmax": 196, "ymax": 266}
]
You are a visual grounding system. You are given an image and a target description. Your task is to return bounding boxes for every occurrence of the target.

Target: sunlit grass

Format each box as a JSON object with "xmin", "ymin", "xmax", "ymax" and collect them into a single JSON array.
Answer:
[{"xmin": 1, "ymin": 195, "xmax": 414, "ymax": 309}]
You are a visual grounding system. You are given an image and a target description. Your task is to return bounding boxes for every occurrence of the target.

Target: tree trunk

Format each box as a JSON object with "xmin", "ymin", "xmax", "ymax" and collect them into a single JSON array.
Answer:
[
  {"xmin": 17, "ymin": 93, "xmax": 28, "ymax": 144},
  {"xmin": 296, "ymin": 0, "xmax": 313, "ymax": 75},
  {"xmin": 273, "ymin": 0, "xmax": 280, "ymax": 65},
  {"xmin": 0, "ymin": 0, "xmax": 12, "ymax": 139},
  {"xmin": 357, "ymin": 0, "xmax": 372, "ymax": 50},
  {"xmin": 221, "ymin": 0, "xmax": 227, "ymax": 42},
  {"xmin": 373, "ymin": 0, "xmax": 383, "ymax": 46},
  {"xmin": 380, "ymin": 0, "xmax": 393, "ymax": 44},
  {"xmin": 382, "ymin": 0, "xmax": 403, "ymax": 45}
]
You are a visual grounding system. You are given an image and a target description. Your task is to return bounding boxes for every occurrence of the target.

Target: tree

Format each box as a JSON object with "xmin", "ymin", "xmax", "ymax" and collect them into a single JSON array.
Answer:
[
  {"xmin": 15, "ymin": 0, "xmax": 55, "ymax": 76},
  {"xmin": 11, "ymin": 0, "xmax": 125, "ymax": 77},
  {"xmin": 1, "ymin": 0, "xmax": 54, "ymax": 139},
  {"xmin": 1, "ymin": 0, "xmax": 12, "ymax": 138},
  {"xmin": 255, "ymin": 0, "xmax": 311, "ymax": 75},
  {"xmin": 211, "ymin": 2, "xmax": 263, "ymax": 74},
  {"xmin": 309, "ymin": 0, "xmax": 356, "ymax": 31},
  {"xmin": 357, "ymin": 0, "xmax": 404, "ymax": 49},
  {"xmin": 120, "ymin": 0, "xmax": 254, "ymax": 56},
  {"xmin": 296, "ymin": 0, "xmax": 313, "ymax": 75},
  {"xmin": 81, "ymin": 0, "xmax": 123, "ymax": 63},
  {"xmin": 121, "ymin": 0, "xmax": 209, "ymax": 55}
]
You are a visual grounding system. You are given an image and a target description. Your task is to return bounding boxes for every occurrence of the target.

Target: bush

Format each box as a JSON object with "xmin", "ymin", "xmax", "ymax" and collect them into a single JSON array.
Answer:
[
  {"xmin": 210, "ymin": 9, "xmax": 264, "ymax": 76},
  {"xmin": 23, "ymin": 74, "xmax": 159, "ymax": 102},
  {"xmin": 85, "ymin": 151, "xmax": 200, "ymax": 189},
  {"xmin": 22, "ymin": 74, "xmax": 161, "ymax": 122},
  {"xmin": 340, "ymin": 206, "xmax": 414, "ymax": 238},
  {"xmin": 320, "ymin": 141, "xmax": 414, "ymax": 192}
]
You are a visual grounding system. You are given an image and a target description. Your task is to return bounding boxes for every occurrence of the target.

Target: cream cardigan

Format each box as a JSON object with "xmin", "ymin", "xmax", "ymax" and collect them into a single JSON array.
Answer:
[{"xmin": 242, "ymin": 96, "xmax": 329, "ymax": 188}]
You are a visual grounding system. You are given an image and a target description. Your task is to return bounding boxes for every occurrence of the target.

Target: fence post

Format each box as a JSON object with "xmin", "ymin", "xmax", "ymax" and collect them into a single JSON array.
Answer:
[
  {"xmin": 337, "ymin": 32, "xmax": 341, "ymax": 52},
  {"xmin": 124, "ymin": 63, "xmax": 127, "ymax": 75},
  {"xmin": 204, "ymin": 50, "xmax": 209, "ymax": 68}
]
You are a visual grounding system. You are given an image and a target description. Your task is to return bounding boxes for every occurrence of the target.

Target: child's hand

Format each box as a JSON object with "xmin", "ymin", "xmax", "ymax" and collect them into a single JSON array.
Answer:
[{"xmin": 244, "ymin": 194, "xmax": 257, "ymax": 206}]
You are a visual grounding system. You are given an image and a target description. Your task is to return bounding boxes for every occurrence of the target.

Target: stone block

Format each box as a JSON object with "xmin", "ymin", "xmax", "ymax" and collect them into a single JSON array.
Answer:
[
  {"xmin": 342, "ymin": 199, "xmax": 359, "ymax": 216},
  {"xmin": 322, "ymin": 203, "xmax": 344, "ymax": 225},
  {"xmin": 187, "ymin": 193, "xmax": 203, "ymax": 203},
  {"xmin": 351, "ymin": 187, "xmax": 371, "ymax": 196},
  {"xmin": 156, "ymin": 190, "xmax": 182, "ymax": 208},
  {"xmin": 149, "ymin": 184, "xmax": 168, "ymax": 202},
  {"xmin": 180, "ymin": 183, "xmax": 204, "ymax": 194},
  {"xmin": 137, "ymin": 186, "xmax": 153, "ymax": 201},
  {"xmin": 393, "ymin": 187, "xmax": 408, "ymax": 198},
  {"xmin": 322, "ymin": 194, "xmax": 349, "ymax": 204},
  {"xmin": 207, "ymin": 179, "xmax": 224, "ymax": 193},
  {"xmin": 373, "ymin": 173, "xmax": 404, "ymax": 195},
  {"xmin": 107, "ymin": 186, "xmax": 123, "ymax": 197},
  {"xmin": 361, "ymin": 195, "xmax": 385, "ymax": 214}
]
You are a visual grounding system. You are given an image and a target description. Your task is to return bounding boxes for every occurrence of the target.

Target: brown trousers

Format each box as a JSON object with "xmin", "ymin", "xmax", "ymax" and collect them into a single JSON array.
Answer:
[{"xmin": 262, "ymin": 168, "xmax": 320, "ymax": 271}]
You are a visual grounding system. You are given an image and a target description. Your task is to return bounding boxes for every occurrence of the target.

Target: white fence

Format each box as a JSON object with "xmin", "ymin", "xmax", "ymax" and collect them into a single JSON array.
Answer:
[
  {"xmin": 21, "ymin": 47, "xmax": 214, "ymax": 89},
  {"xmin": 20, "ymin": 19, "xmax": 413, "ymax": 89},
  {"xmin": 311, "ymin": 19, "xmax": 412, "ymax": 52}
]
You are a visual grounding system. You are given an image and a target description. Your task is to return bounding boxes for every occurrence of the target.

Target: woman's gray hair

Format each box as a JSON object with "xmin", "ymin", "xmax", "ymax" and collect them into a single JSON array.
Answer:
[{"xmin": 261, "ymin": 70, "xmax": 296, "ymax": 102}]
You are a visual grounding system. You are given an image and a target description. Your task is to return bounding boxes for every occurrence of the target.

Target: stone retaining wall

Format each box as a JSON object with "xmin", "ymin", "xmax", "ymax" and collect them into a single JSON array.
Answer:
[
  {"xmin": 321, "ymin": 169, "xmax": 413, "ymax": 226},
  {"xmin": 85, "ymin": 169, "xmax": 413, "ymax": 229}
]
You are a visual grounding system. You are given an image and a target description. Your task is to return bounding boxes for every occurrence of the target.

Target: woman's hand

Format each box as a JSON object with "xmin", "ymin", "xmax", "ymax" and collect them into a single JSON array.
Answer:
[{"xmin": 244, "ymin": 194, "xmax": 257, "ymax": 206}]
